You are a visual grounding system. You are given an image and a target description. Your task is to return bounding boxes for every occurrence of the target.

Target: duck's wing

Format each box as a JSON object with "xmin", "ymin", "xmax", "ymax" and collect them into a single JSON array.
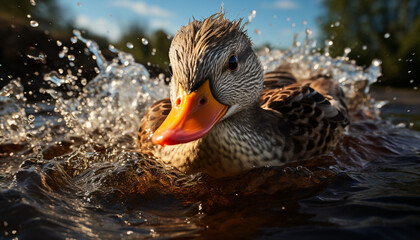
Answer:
[
  {"xmin": 262, "ymin": 64, "xmax": 348, "ymax": 125},
  {"xmin": 260, "ymin": 83, "xmax": 348, "ymax": 125},
  {"xmin": 263, "ymin": 64, "xmax": 297, "ymax": 89},
  {"xmin": 137, "ymin": 99, "xmax": 171, "ymax": 153},
  {"xmin": 259, "ymin": 81, "xmax": 349, "ymax": 160}
]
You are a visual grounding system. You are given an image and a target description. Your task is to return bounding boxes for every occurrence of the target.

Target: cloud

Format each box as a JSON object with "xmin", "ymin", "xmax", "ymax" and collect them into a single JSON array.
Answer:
[
  {"xmin": 272, "ymin": 0, "xmax": 299, "ymax": 9},
  {"xmin": 74, "ymin": 15, "xmax": 122, "ymax": 42},
  {"xmin": 112, "ymin": 0, "xmax": 173, "ymax": 18},
  {"xmin": 150, "ymin": 19, "xmax": 178, "ymax": 34}
]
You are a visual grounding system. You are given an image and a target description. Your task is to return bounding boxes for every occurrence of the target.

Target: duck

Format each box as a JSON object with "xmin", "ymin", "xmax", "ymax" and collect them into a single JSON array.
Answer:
[{"xmin": 137, "ymin": 11, "xmax": 349, "ymax": 177}]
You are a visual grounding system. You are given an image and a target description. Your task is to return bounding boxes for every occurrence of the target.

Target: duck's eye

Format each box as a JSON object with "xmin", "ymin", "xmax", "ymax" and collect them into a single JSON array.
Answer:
[
  {"xmin": 227, "ymin": 55, "xmax": 238, "ymax": 71},
  {"xmin": 168, "ymin": 63, "xmax": 173, "ymax": 75}
]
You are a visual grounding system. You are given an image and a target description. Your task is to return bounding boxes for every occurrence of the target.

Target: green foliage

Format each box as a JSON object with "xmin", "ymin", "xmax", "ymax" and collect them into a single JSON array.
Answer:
[
  {"xmin": 0, "ymin": 0, "xmax": 72, "ymax": 30},
  {"xmin": 319, "ymin": 0, "xmax": 420, "ymax": 87},
  {"xmin": 1, "ymin": 0, "xmax": 171, "ymax": 71}
]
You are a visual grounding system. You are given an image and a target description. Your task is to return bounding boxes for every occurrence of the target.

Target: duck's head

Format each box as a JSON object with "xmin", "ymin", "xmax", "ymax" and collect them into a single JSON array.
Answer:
[{"xmin": 152, "ymin": 12, "xmax": 263, "ymax": 146}]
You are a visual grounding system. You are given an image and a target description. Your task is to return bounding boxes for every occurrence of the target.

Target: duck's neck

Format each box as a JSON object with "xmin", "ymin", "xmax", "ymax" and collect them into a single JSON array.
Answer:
[{"xmin": 196, "ymin": 104, "xmax": 285, "ymax": 176}]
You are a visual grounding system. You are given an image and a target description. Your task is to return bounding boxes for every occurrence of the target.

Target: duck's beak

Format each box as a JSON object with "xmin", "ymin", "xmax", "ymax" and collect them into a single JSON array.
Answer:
[{"xmin": 152, "ymin": 80, "xmax": 228, "ymax": 146}]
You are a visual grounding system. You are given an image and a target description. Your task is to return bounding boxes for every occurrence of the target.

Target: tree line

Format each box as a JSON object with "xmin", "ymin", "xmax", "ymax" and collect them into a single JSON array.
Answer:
[
  {"xmin": 319, "ymin": 0, "xmax": 419, "ymax": 88},
  {"xmin": 1, "ymin": 0, "xmax": 418, "ymax": 88}
]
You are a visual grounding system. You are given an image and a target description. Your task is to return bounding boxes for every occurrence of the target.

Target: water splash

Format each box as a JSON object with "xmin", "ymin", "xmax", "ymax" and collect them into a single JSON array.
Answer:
[
  {"xmin": 258, "ymin": 29, "xmax": 382, "ymax": 113},
  {"xmin": 43, "ymin": 31, "xmax": 168, "ymax": 150},
  {"xmin": 0, "ymin": 80, "xmax": 29, "ymax": 144},
  {"xmin": 2, "ymin": 28, "xmax": 383, "ymax": 159}
]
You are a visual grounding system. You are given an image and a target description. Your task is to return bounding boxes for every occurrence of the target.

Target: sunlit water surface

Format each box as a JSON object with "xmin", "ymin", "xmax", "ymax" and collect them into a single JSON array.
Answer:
[{"xmin": 1, "ymin": 30, "xmax": 420, "ymax": 239}]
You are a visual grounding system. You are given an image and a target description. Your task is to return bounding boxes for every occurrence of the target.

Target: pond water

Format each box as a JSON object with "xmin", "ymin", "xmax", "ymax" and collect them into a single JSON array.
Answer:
[{"xmin": 1, "ymin": 30, "xmax": 420, "ymax": 239}]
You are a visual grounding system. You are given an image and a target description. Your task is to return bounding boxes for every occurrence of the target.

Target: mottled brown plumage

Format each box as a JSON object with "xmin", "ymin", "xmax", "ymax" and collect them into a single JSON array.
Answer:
[{"xmin": 137, "ymin": 12, "xmax": 349, "ymax": 177}]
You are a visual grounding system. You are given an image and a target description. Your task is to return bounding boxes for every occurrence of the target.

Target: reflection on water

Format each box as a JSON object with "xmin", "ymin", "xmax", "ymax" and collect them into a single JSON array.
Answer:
[{"xmin": 1, "ymin": 31, "xmax": 420, "ymax": 239}]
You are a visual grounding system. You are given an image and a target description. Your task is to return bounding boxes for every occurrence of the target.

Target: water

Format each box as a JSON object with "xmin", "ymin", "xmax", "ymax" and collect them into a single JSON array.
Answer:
[{"xmin": 1, "ymin": 30, "xmax": 420, "ymax": 239}]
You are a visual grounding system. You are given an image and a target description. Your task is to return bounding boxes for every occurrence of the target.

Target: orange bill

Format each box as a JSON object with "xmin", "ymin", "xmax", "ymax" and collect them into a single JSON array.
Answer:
[{"xmin": 152, "ymin": 80, "xmax": 228, "ymax": 146}]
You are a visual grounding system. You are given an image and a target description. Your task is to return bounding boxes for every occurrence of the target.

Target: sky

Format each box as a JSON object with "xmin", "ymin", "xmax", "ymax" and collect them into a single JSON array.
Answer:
[{"xmin": 58, "ymin": 0, "xmax": 324, "ymax": 49}]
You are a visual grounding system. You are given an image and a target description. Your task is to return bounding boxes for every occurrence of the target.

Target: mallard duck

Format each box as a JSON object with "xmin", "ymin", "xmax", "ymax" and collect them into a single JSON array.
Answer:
[{"xmin": 137, "ymin": 12, "xmax": 349, "ymax": 177}]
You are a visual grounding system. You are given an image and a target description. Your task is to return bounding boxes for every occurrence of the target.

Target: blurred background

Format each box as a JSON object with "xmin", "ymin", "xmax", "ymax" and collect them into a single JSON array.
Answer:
[{"xmin": 0, "ymin": 0, "xmax": 419, "ymax": 92}]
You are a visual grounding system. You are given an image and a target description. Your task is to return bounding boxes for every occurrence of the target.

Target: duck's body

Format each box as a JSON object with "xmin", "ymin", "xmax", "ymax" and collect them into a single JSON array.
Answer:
[{"xmin": 137, "ymin": 12, "xmax": 348, "ymax": 177}]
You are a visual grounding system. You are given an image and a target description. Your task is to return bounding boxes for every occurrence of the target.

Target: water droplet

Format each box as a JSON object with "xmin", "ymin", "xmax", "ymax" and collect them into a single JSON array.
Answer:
[
  {"xmin": 108, "ymin": 44, "xmax": 116, "ymax": 52},
  {"xmin": 325, "ymin": 40, "xmax": 333, "ymax": 46},
  {"xmin": 254, "ymin": 29, "xmax": 261, "ymax": 35},
  {"xmin": 158, "ymin": 73, "xmax": 165, "ymax": 81},
  {"xmin": 59, "ymin": 46, "xmax": 68, "ymax": 58},
  {"xmin": 30, "ymin": 20, "xmax": 39, "ymax": 28},
  {"xmin": 384, "ymin": 33, "xmax": 390, "ymax": 39},
  {"xmin": 56, "ymin": 40, "xmax": 62, "ymax": 46},
  {"xmin": 26, "ymin": 51, "xmax": 47, "ymax": 63},
  {"xmin": 30, "ymin": 0, "xmax": 36, "ymax": 6},
  {"xmin": 70, "ymin": 36, "xmax": 78, "ymax": 44},
  {"xmin": 248, "ymin": 10, "xmax": 256, "ymax": 23},
  {"xmin": 126, "ymin": 42, "xmax": 134, "ymax": 49},
  {"xmin": 141, "ymin": 38, "xmax": 149, "ymax": 45},
  {"xmin": 286, "ymin": 17, "xmax": 290, "ymax": 22},
  {"xmin": 409, "ymin": 79, "xmax": 414, "ymax": 83},
  {"xmin": 166, "ymin": 34, "xmax": 172, "ymax": 40},
  {"xmin": 344, "ymin": 47, "xmax": 351, "ymax": 55},
  {"xmin": 372, "ymin": 59, "xmax": 382, "ymax": 67},
  {"xmin": 26, "ymin": 14, "xmax": 31, "ymax": 19},
  {"xmin": 28, "ymin": 114, "xmax": 35, "ymax": 123},
  {"xmin": 67, "ymin": 55, "xmax": 75, "ymax": 61},
  {"xmin": 335, "ymin": 21, "xmax": 340, "ymax": 27},
  {"xmin": 362, "ymin": 45, "xmax": 367, "ymax": 50},
  {"xmin": 273, "ymin": 15, "xmax": 277, "ymax": 19},
  {"xmin": 302, "ymin": 20, "xmax": 307, "ymax": 25},
  {"xmin": 127, "ymin": 231, "xmax": 133, "ymax": 235}
]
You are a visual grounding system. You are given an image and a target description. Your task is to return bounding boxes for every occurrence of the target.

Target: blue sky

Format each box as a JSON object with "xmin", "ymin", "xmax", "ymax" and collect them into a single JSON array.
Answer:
[{"xmin": 59, "ymin": 0, "xmax": 324, "ymax": 48}]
